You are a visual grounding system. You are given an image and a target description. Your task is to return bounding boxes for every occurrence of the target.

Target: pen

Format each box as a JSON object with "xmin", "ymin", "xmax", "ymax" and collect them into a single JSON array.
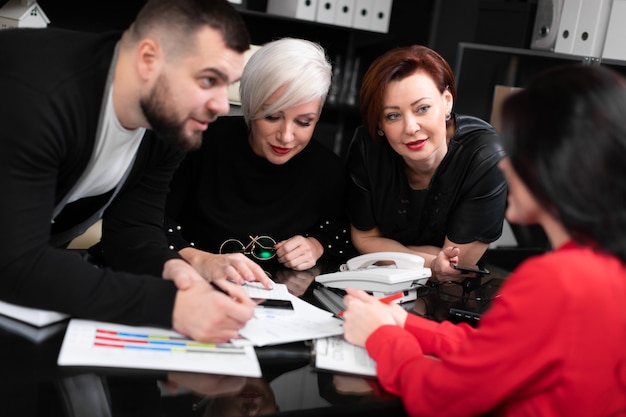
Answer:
[{"xmin": 336, "ymin": 291, "xmax": 404, "ymax": 317}]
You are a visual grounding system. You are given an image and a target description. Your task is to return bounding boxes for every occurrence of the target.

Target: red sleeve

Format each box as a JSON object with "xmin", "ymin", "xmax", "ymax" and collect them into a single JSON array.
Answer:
[
  {"xmin": 403, "ymin": 313, "xmax": 475, "ymax": 356},
  {"xmin": 364, "ymin": 257, "xmax": 568, "ymax": 417}
]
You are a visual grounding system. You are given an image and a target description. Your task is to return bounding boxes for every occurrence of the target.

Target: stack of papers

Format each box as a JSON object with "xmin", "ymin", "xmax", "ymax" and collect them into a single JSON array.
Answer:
[
  {"xmin": 58, "ymin": 319, "xmax": 262, "ymax": 377},
  {"xmin": 55, "ymin": 282, "xmax": 376, "ymax": 378}
]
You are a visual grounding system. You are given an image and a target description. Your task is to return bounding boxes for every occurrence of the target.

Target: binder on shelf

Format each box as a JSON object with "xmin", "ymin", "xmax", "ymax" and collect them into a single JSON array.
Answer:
[
  {"xmin": 266, "ymin": 0, "xmax": 319, "ymax": 21},
  {"xmin": 316, "ymin": 0, "xmax": 337, "ymax": 24},
  {"xmin": 368, "ymin": 0, "xmax": 392, "ymax": 33},
  {"xmin": 602, "ymin": 0, "xmax": 626, "ymax": 61},
  {"xmin": 352, "ymin": 0, "xmax": 373, "ymax": 31},
  {"xmin": 571, "ymin": 0, "xmax": 611, "ymax": 57},
  {"xmin": 554, "ymin": 0, "xmax": 582, "ymax": 54},
  {"xmin": 554, "ymin": 0, "xmax": 611, "ymax": 57},
  {"xmin": 334, "ymin": 0, "xmax": 355, "ymax": 28}
]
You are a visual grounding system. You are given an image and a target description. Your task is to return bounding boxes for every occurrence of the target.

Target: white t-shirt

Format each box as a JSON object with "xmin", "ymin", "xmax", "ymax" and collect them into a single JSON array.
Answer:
[{"xmin": 66, "ymin": 85, "xmax": 145, "ymax": 204}]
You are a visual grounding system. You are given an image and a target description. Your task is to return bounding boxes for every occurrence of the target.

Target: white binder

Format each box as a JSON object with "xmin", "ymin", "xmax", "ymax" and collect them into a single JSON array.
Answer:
[
  {"xmin": 316, "ymin": 0, "xmax": 337, "ymax": 24},
  {"xmin": 352, "ymin": 0, "xmax": 373, "ymax": 30},
  {"xmin": 554, "ymin": 0, "xmax": 582, "ymax": 54},
  {"xmin": 369, "ymin": 0, "xmax": 392, "ymax": 33},
  {"xmin": 555, "ymin": 0, "xmax": 611, "ymax": 57},
  {"xmin": 334, "ymin": 0, "xmax": 355, "ymax": 27},
  {"xmin": 602, "ymin": 0, "xmax": 626, "ymax": 61},
  {"xmin": 571, "ymin": 0, "xmax": 611, "ymax": 57},
  {"xmin": 266, "ymin": 0, "xmax": 319, "ymax": 21}
]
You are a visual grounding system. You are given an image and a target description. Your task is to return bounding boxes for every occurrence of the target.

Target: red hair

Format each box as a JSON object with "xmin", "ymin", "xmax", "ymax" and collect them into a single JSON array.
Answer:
[{"xmin": 359, "ymin": 45, "xmax": 456, "ymax": 141}]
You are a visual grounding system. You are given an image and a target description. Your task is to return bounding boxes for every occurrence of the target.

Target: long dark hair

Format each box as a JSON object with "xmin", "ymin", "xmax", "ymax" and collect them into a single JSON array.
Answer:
[{"xmin": 500, "ymin": 64, "xmax": 626, "ymax": 263}]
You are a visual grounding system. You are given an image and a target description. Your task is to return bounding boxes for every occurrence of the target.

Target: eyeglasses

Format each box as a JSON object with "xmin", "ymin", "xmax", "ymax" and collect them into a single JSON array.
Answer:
[{"xmin": 219, "ymin": 235, "xmax": 277, "ymax": 261}]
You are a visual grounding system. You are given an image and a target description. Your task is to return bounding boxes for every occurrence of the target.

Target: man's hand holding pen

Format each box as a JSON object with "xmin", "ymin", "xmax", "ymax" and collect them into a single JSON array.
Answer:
[{"xmin": 172, "ymin": 278, "xmax": 257, "ymax": 343}]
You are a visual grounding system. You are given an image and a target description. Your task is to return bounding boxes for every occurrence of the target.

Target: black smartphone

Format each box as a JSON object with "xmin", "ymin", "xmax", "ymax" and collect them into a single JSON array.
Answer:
[
  {"xmin": 452, "ymin": 264, "xmax": 490, "ymax": 275},
  {"xmin": 257, "ymin": 299, "xmax": 294, "ymax": 310}
]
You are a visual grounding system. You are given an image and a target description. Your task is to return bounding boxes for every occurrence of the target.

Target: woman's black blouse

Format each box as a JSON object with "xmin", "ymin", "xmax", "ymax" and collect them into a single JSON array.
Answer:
[
  {"xmin": 165, "ymin": 116, "xmax": 355, "ymax": 264},
  {"xmin": 346, "ymin": 114, "xmax": 507, "ymax": 247}
]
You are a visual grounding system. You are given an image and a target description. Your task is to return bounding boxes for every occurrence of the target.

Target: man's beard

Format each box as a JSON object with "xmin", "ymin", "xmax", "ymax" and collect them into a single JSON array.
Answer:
[{"xmin": 140, "ymin": 77, "xmax": 203, "ymax": 151}]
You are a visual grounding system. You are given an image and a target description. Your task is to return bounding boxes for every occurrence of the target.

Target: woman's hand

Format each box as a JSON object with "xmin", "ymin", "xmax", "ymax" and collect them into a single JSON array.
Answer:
[
  {"xmin": 179, "ymin": 247, "xmax": 273, "ymax": 289},
  {"xmin": 341, "ymin": 288, "xmax": 406, "ymax": 347},
  {"xmin": 275, "ymin": 235, "xmax": 322, "ymax": 271},
  {"xmin": 429, "ymin": 246, "xmax": 462, "ymax": 282}
]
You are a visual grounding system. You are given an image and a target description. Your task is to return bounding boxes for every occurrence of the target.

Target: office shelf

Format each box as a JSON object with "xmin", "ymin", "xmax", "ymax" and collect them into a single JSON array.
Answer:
[{"xmin": 453, "ymin": 42, "xmax": 626, "ymax": 123}]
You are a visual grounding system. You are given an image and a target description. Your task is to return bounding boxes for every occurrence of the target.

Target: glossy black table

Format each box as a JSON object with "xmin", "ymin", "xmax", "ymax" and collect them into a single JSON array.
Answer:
[
  {"xmin": 0, "ymin": 262, "xmax": 409, "ymax": 417},
  {"xmin": 0, "ymin": 261, "xmax": 510, "ymax": 417}
]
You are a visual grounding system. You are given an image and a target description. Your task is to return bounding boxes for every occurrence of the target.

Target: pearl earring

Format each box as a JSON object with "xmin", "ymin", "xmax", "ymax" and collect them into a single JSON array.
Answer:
[{"xmin": 377, "ymin": 129, "xmax": 384, "ymax": 136}]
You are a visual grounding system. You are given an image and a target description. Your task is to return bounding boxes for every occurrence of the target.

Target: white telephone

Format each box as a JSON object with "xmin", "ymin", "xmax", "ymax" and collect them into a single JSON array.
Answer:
[{"xmin": 315, "ymin": 252, "xmax": 431, "ymax": 294}]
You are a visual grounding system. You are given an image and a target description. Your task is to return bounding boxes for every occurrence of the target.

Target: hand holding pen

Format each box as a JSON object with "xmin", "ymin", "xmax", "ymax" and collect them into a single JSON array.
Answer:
[
  {"xmin": 341, "ymin": 288, "xmax": 409, "ymax": 348},
  {"xmin": 337, "ymin": 291, "xmax": 403, "ymax": 317},
  {"xmin": 172, "ymin": 279, "xmax": 256, "ymax": 343}
]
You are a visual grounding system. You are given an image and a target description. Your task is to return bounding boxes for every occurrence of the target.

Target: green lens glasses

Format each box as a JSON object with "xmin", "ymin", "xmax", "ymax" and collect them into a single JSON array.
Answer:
[{"xmin": 219, "ymin": 235, "xmax": 277, "ymax": 261}]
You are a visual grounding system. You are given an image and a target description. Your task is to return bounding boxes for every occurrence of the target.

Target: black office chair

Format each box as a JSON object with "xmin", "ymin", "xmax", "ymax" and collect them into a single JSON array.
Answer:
[
  {"xmin": 509, "ymin": 223, "xmax": 550, "ymax": 250},
  {"xmin": 483, "ymin": 224, "xmax": 550, "ymax": 271}
]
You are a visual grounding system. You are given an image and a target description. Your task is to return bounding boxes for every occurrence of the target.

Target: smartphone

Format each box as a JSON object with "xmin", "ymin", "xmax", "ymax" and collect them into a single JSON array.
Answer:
[
  {"xmin": 257, "ymin": 299, "xmax": 294, "ymax": 310},
  {"xmin": 452, "ymin": 264, "xmax": 490, "ymax": 275}
]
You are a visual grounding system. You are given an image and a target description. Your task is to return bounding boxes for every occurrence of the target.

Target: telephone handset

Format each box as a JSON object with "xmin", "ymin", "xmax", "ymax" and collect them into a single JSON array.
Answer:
[
  {"xmin": 315, "ymin": 252, "xmax": 431, "ymax": 294},
  {"xmin": 341, "ymin": 251, "xmax": 426, "ymax": 271}
]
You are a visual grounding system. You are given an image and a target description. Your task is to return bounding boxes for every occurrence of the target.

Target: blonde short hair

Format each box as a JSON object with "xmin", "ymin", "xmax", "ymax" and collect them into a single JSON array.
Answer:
[{"xmin": 239, "ymin": 38, "xmax": 332, "ymax": 125}]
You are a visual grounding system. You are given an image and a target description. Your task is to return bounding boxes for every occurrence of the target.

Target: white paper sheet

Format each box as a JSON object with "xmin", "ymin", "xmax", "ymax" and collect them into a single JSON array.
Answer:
[
  {"xmin": 243, "ymin": 281, "xmax": 291, "ymax": 300},
  {"xmin": 0, "ymin": 300, "xmax": 69, "ymax": 327},
  {"xmin": 58, "ymin": 319, "xmax": 261, "ymax": 377},
  {"xmin": 237, "ymin": 292, "xmax": 344, "ymax": 346},
  {"xmin": 314, "ymin": 336, "xmax": 376, "ymax": 377}
]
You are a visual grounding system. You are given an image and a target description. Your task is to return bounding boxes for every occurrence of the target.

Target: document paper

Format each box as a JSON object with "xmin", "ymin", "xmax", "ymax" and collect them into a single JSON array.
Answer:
[
  {"xmin": 58, "ymin": 319, "xmax": 262, "ymax": 377},
  {"xmin": 314, "ymin": 336, "xmax": 377, "ymax": 377},
  {"xmin": 237, "ymin": 290, "xmax": 345, "ymax": 347}
]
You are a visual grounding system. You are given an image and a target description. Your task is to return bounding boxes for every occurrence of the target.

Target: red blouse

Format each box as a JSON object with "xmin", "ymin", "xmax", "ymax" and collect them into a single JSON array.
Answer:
[{"xmin": 366, "ymin": 241, "xmax": 626, "ymax": 416}]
